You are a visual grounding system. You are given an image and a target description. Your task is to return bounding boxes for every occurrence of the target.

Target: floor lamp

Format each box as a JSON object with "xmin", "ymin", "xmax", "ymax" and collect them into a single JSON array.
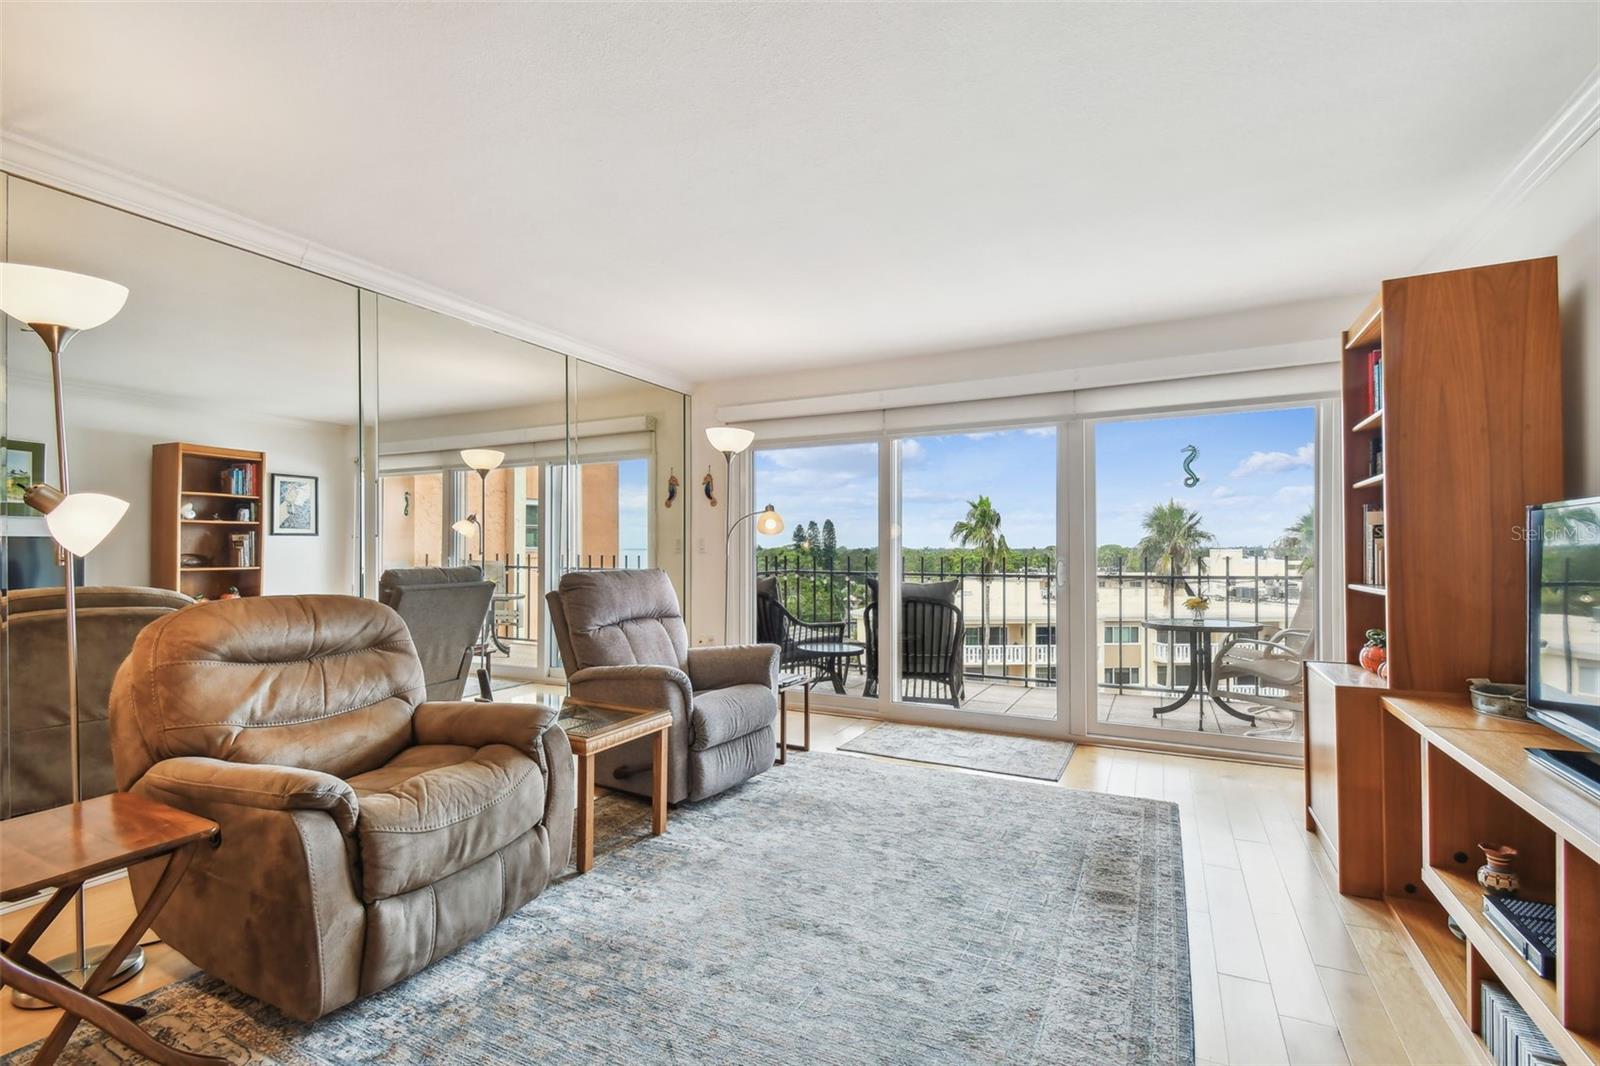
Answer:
[
  {"xmin": 705, "ymin": 426, "xmax": 770, "ymax": 643},
  {"xmin": 1, "ymin": 263, "xmax": 134, "ymax": 1001},
  {"xmin": 452, "ymin": 449, "xmax": 504, "ymax": 700}
]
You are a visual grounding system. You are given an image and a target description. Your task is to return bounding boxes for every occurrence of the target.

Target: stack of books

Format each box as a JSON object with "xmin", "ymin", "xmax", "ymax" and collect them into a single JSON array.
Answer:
[
  {"xmin": 1480, "ymin": 982, "xmax": 1561, "ymax": 1065},
  {"xmin": 1365, "ymin": 348, "xmax": 1384, "ymax": 413},
  {"xmin": 1362, "ymin": 506, "xmax": 1385, "ymax": 585},
  {"xmin": 220, "ymin": 463, "xmax": 258, "ymax": 496},
  {"xmin": 1367, "ymin": 436, "xmax": 1384, "ymax": 479},
  {"xmin": 229, "ymin": 531, "xmax": 258, "ymax": 567}
]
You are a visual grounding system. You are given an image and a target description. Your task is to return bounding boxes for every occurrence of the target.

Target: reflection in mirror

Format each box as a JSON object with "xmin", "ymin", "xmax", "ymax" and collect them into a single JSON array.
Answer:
[
  {"xmin": 569, "ymin": 358, "xmax": 688, "ymax": 611},
  {"xmin": 1, "ymin": 178, "xmax": 360, "ymax": 818},
  {"xmin": 372, "ymin": 294, "xmax": 568, "ymax": 690}
]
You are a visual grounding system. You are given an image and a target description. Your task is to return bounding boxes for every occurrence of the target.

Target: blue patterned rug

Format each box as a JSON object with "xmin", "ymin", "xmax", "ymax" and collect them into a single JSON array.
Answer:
[
  {"xmin": 839, "ymin": 721, "xmax": 1076, "ymax": 780},
  {"xmin": 8, "ymin": 752, "xmax": 1192, "ymax": 1064}
]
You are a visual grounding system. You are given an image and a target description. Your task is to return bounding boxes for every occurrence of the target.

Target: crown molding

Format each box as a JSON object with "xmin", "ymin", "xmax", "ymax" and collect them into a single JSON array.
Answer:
[
  {"xmin": 1420, "ymin": 65, "xmax": 1600, "ymax": 271},
  {"xmin": 0, "ymin": 132, "xmax": 693, "ymax": 395}
]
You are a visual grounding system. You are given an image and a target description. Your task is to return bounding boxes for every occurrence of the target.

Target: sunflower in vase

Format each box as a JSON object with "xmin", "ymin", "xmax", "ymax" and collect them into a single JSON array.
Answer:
[{"xmin": 1182, "ymin": 595, "xmax": 1210, "ymax": 620}]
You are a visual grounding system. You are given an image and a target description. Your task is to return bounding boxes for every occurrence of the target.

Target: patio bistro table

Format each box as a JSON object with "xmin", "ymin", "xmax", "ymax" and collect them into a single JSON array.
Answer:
[{"xmin": 1143, "ymin": 618, "xmax": 1265, "ymax": 730}]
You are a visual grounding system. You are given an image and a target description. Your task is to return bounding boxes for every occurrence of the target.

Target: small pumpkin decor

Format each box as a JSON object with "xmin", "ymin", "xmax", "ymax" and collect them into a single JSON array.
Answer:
[{"xmin": 1359, "ymin": 628, "xmax": 1387, "ymax": 674}]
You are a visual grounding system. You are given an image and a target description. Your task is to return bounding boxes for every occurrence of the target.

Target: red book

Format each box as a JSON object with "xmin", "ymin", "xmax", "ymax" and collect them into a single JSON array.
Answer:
[{"xmin": 1365, "ymin": 349, "xmax": 1381, "ymax": 413}]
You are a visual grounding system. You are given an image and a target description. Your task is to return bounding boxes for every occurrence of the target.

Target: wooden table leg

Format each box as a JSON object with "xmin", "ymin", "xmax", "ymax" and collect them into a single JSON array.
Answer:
[
  {"xmin": 0, "ymin": 956, "xmax": 224, "ymax": 1066},
  {"xmin": 33, "ymin": 845, "xmax": 202, "ymax": 1066},
  {"xmin": 651, "ymin": 730, "xmax": 668, "ymax": 836},
  {"xmin": 802, "ymin": 682, "xmax": 812, "ymax": 752},
  {"xmin": 777, "ymin": 688, "xmax": 789, "ymax": 765},
  {"xmin": 576, "ymin": 753, "xmax": 596, "ymax": 874}
]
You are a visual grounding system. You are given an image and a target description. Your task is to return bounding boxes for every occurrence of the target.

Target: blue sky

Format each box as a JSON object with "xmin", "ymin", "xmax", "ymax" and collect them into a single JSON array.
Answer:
[
  {"xmin": 616, "ymin": 457, "xmax": 650, "ymax": 556},
  {"xmin": 754, "ymin": 407, "xmax": 1314, "ymax": 552}
]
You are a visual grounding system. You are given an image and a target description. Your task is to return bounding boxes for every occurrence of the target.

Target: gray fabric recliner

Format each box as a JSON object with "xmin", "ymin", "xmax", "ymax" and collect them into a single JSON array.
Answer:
[
  {"xmin": 547, "ymin": 569, "xmax": 779, "ymax": 804},
  {"xmin": 378, "ymin": 566, "xmax": 496, "ymax": 701}
]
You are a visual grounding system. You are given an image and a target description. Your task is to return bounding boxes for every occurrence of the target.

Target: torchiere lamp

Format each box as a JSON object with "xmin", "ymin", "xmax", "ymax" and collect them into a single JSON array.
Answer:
[
  {"xmin": 0, "ymin": 263, "xmax": 137, "ymax": 1001},
  {"xmin": 705, "ymin": 426, "xmax": 759, "ymax": 641},
  {"xmin": 458, "ymin": 448, "xmax": 505, "ymax": 569}
]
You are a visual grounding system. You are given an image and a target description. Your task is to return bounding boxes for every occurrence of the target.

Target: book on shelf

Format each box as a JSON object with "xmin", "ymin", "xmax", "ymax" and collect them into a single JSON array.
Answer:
[
  {"xmin": 1365, "ymin": 348, "xmax": 1384, "ymax": 415},
  {"xmin": 1362, "ymin": 506, "xmax": 1385, "ymax": 586},
  {"xmin": 1367, "ymin": 436, "xmax": 1384, "ymax": 478},
  {"xmin": 219, "ymin": 463, "xmax": 258, "ymax": 496},
  {"xmin": 229, "ymin": 531, "xmax": 257, "ymax": 568}
]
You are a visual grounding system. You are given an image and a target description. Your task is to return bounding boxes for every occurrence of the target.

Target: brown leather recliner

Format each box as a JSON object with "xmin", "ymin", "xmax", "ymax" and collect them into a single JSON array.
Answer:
[
  {"xmin": 108, "ymin": 594, "xmax": 574, "ymax": 1021},
  {"xmin": 1, "ymin": 586, "xmax": 192, "ymax": 818}
]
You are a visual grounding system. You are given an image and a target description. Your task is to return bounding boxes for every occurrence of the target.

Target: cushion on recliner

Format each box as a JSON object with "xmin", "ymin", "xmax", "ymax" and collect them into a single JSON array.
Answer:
[
  {"xmin": 550, "ymin": 570, "xmax": 689, "ymax": 671},
  {"xmin": 690, "ymin": 685, "xmax": 778, "ymax": 750},
  {"xmin": 348, "ymin": 744, "xmax": 546, "ymax": 901}
]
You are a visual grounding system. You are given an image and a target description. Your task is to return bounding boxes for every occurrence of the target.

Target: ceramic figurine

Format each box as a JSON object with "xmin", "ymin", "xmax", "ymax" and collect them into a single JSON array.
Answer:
[
  {"xmin": 703, "ymin": 469, "xmax": 718, "ymax": 507},
  {"xmin": 1359, "ymin": 629, "xmax": 1387, "ymax": 674},
  {"xmin": 180, "ymin": 502, "xmax": 198, "ymax": 520},
  {"xmin": 665, "ymin": 469, "xmax": 680, "ymax": 508},
  {"xmin": 1476, "ymin": 843, "xmax": 1520, "ymax": 896}
]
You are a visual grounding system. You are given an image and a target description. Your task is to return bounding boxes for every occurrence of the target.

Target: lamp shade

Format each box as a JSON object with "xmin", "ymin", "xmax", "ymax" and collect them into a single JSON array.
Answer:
[
  {"xmin": 452, "ymin": 517, "xmax": 480, "ymax": 538},
  {"xmin": 754, "ymin": 505, "xmax": 784, "ymax": 536},
  {"xmin": 705, "ymin": 426, "xmax": 755, "ymax": 455},
  {"xmin": 44, "ymin": 492, "xmax": 129, "ymax": 556},
  {"xmin": 460, "ymin": 448, "xmax": 505, "ymax": 473},
  {"xmin": 0, "ymin": 263, "xmax": 128, "ymax": 330}
]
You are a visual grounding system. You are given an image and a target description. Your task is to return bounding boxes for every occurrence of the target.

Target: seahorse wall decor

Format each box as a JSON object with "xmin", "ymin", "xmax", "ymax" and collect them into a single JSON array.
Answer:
[
  {"xmin": 1181, "ymin": 445, "xmax": 1200, "ymax": 488},
  {"xmin": 665, "ymin": 469, "xmax": 680, "ymax": 508},
  {"xmin": 703, "ymin": 468, "xmax": 718, "ymax": 507}
]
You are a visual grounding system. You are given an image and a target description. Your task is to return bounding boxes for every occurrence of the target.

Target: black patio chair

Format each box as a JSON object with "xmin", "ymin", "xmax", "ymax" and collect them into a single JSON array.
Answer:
[
  {"xmin": 861, "ymin": 577, "xmax": 965, "ymax": 706},
  {"xmin": 755, "ymin": 577, "xmax": 852, "ymax": 693}
]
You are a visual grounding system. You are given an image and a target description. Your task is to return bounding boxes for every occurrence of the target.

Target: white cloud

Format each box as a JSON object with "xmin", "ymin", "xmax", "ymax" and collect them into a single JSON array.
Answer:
[
  {"xmin": 1230, "ymin": 442, "xmax": 1313, "ymax": 478},
  {"xmin": 900, "ymin": 439, "xmax": 925, "ymax": 463}
]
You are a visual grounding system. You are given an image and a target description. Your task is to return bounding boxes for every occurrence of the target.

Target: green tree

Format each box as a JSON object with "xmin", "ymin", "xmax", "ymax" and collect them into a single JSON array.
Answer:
[
  {"xmin": 1097, "ymin": 544, "xmax": 1136, "ymax": 571},
  {"xmin": 792, "ymin": 525, "xmax": 809, "ymax": 552},
  {"xmin": 1136, "ymin": 499, "xmax": 1213, "ymax": 604},
  {"xmin": 1276, "ymin": 509, "xmax": 1315, "ymax": 566},
  {"xmin": 806, "ymin": 521, "xmax": 821, "ymax": 553},
  {"xmin": 950, "ymin": 495, "xmax": 1010, "ymax": 674},
  {"xmin": 820, "ymin": 519, "xmax": 838, "ymax": 568}
]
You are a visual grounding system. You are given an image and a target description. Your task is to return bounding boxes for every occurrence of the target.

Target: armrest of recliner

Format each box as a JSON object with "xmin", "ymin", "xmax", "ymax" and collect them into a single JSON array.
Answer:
[
  {"xmin": 412, "ymin": 700, "xmax": 561, "ymax": 758},
  {"xmin": 687, "ymin": 644, "xmax": 779, "ymax": 692},
  {"xmin": 566, "ymin": 663, "xmax": 693, "ymax": 715},
  {"xmin": 140, "ymin": 756, "xmax": 359, "ymax": 836}
]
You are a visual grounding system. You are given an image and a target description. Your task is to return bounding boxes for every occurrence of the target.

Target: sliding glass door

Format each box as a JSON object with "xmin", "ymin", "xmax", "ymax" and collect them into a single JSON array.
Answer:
[
  {"xmin": 1089, "ymin": 405, "xmax": 1318, "ymax": 753},
  {"xmin": 897, "ymin": 427, "xmax": 1058, "ymax": 720},
  {"xmin": 753, "ymin": 442, "xmax": 879, "ymax": 704}
]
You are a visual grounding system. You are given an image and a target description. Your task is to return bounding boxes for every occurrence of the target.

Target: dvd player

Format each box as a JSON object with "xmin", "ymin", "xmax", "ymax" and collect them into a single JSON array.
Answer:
[{"xmin": 1483, "ymin": 895, "xmax": 1556, "ymax": 979}]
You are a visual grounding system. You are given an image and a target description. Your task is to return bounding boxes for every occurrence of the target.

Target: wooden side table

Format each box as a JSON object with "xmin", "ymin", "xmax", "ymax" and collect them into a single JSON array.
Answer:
[
  {"xmin": 558, "ymin": 700, "xmax": 673, "ymax": 874},
  {"xmin": 775, "ymin": 671, "xmax": 815, "ymax": 765},
  {"xmin": 0, "ymin": 792, "xmax": 222, "ymax": 1066}
]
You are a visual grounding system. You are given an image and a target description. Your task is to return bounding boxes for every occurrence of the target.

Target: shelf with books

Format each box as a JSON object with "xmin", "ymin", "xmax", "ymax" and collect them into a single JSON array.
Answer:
[
  {"xmin": 1347, "ymin": 583, "xmax": 1387, "ymax": 596},
  {"xmin": 1350, "ymin": 408, "xmax": 1383, "ymax": 433},
  {"xmin": 1351, "ymin": 472, "xmax": 1385, "ymax": 490},
  {"xmin": 153, "ymin": 442, "xmax": 267, "ymax": 599}
]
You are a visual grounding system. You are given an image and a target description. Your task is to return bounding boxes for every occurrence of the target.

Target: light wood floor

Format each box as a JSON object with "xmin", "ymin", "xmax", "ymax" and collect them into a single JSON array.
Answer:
[{"xmin": 1, "ymin": 710, "xmax": 1478, "ymax": 1064}]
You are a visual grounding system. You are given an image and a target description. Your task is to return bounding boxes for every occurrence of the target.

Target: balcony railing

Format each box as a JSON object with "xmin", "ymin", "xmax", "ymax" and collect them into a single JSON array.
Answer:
[{"xmin": 757, "ymin": 550, "xmax": 1309, "ymax": 704}]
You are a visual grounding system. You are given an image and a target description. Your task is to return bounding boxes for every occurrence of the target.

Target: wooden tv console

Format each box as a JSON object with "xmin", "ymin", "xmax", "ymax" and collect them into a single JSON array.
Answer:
[{"xmin": 1310, "ymin": 691, "xmax": 1600, "ymax": 1064}]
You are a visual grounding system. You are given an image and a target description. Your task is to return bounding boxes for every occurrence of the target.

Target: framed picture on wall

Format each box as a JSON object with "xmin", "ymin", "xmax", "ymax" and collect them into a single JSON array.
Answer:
[
  {"xmin": 270, "ymin": 472, "xmax": 319, "ymax": 536},
  {"xmin": 2, "ymin": 439, "xmax": 46, "ymax": 517}
]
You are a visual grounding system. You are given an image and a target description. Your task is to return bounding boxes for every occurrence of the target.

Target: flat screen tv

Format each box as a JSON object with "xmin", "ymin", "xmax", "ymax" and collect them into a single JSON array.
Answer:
[
  {"xmin": 1525, "ymin": 496, "xmax": 1600, "ymax": 799},
  {"xmin": 4, "ymin": 534, "xmax": 84, "ymax": 591}
]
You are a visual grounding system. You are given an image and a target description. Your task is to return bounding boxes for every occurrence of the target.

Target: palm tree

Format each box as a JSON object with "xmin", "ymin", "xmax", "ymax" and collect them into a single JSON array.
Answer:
[
  {"xmin": 951, "ymin": 495, "xmax": 1009, "ymax": 676},
  {"xmin": 1136, "ymin": 499, "xmax": 1213, "ymax": 605},
  {"xmin": 1277, "ymin": 509, "xmax": 1315, "ymax": 569}
]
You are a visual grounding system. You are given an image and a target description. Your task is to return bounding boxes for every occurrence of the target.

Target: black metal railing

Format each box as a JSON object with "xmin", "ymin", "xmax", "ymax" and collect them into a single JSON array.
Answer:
[{"xmin": 756, "ymin": 551, "xmax": 1310, "ymax": 704}]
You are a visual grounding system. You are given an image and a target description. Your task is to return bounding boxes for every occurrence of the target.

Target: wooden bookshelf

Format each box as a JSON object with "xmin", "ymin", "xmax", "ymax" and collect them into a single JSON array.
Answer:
[
  {"xmin": 151, "ymin": 442, "xmax": 267, "ymax": 600},
  {"xmin": 1310, "ymin": 259, "xmax": 1564, "ymax": 890},
  {"xmin": 1379, "ymin": 695, "xmax": 1600, "ymax": 1065}
]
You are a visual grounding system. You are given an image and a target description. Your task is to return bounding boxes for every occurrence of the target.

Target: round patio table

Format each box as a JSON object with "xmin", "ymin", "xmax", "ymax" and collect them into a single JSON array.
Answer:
[
  {"xmin": 794, "ymin": 639, "xmax": 866, "ymax": 691},
  {"xmin": 1143, "ymin": 618, "xmax": 1265, "ymax": 730}
]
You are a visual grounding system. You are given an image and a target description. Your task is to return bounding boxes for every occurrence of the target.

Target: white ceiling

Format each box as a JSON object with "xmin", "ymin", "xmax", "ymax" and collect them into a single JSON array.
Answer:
[{"xmin": 3, "ymin": 3, "xmax": 1597, "ymax": 386}]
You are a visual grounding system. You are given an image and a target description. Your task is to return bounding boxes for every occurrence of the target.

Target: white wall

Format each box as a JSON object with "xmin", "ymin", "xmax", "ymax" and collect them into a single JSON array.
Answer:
[
  {"xmin": 1423, "ymin": 133, "xmax": 1599, "ymax": 498},
  {"xmin": 9, "ymin": 377, "xmax": 357, "ymax": 595}
]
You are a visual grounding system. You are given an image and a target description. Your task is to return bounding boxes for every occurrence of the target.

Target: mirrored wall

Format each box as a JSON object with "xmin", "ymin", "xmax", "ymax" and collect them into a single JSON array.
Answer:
[{"xmin": 0, "ymin": 175, "xmax": 687, "ymax": 816}]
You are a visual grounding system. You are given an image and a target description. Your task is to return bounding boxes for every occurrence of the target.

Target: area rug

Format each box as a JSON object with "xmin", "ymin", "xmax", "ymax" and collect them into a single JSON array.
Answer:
[
  {"xmin": 839, "ymin": 720, "xmax": 1076, "ymax": 780},
  {"xmin": 9, "ymin": 753, "xmax": 1190, "ymax": 1065}
]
